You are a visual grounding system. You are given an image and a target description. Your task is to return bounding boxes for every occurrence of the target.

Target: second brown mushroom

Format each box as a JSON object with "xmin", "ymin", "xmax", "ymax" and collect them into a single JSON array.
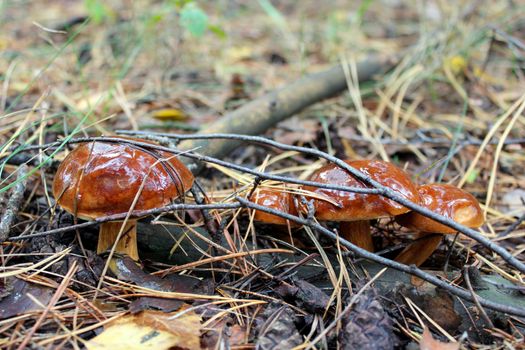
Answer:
[
  {"xmin": 395, "ymin": 183, "xmax": 484, "ymax": 266},
  {"xmin": 249, "ymin": 186, "xmax": 301, "ymax": 244},
  {"xmin": 304, "ymin": 160, "xmax": 421, "ymax": 252}
]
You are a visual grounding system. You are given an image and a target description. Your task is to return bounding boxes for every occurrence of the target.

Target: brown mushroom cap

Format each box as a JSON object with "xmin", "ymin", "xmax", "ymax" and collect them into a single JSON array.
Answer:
[
  {"xmin": 53, "ymin": 139, "xmax": 194, "ymax": 220},
  {"xmin": 305, "ymin": 160, "xmax": 421, "ymax": 221},
  {"xmin": 250, "ymin": 188, "xmax": 298, "ymax": 226},
  {"xmin": 395, "ymin": 183, "xmax": 484, "ymax": 233}
]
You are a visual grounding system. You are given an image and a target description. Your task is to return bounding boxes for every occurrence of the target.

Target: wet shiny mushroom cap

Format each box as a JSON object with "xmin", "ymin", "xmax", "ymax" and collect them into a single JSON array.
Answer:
[
  {"xmin": 250, "ymin": 188, "xmax": 298, "ymax": 226},
  {"xmin": 305, "ymin": 160, "xmax": 421, "ymax": 221},
  {"xmin": 53, "ymin": 139, "xmax": 194, "ymax": 220},
  {"xmin": 396, "ymin": 183, "xmax": 484, "ymax": 233}
]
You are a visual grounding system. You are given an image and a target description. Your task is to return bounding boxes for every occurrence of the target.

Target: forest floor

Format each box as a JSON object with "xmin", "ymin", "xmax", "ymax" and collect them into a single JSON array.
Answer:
[{"xmin": 0, "ymin": 1, "xmax": 524, "ymax": 349}]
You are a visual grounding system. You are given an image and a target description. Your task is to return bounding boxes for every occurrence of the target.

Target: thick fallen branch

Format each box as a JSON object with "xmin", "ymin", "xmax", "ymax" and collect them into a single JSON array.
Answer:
[{"xmin": 172, "ymin": 56, "xmax": 395, "ymax": 172}]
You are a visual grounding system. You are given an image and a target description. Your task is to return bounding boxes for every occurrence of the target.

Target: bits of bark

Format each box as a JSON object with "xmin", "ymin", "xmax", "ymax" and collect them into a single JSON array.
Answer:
[
  {"xmin": 275, "ymin": 279, "xmax": 331, "ymax": 314},
  {"xmin": 256, "ymin": 303, "xmax": 303, "ymax": 350},
  {"xmin": 339, "ymin": 288, "xmax": 396, "ymax": 350},
  {"xmin": 0, "ymin": 164, "xmax": 28, "ymax": 241}
]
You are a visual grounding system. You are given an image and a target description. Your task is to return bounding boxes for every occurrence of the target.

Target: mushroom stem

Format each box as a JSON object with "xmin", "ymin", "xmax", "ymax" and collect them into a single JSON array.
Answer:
[
  {"xmin": 339, "ymin": 220, "xmax": 374, "ymax": 252},
  {"xmin": 395, "ymin": 232, "xmax": 442, "ymax": 266},
  {"xmin": 98, "ymin": 220, "xmax": 139, "ymax": 261}
]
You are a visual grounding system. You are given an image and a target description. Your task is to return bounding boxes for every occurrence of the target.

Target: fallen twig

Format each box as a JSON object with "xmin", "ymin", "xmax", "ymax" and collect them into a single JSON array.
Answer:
[
  {"xmin": 234, "ymin": 196, "xmax": 525, "ymax": 317},
  {"xmin": 12, "ymin": 135, "xmax": 525, "ymax": 273},
  {"xmin": 8, "ymin": 202, "xmax": 242, "ymax": 241},
  {"xmin": 9, "ymin": 136, "xmax": 525, "ymax": 316},
  {"xmin": 106, "ymin": 134, "xmax": 525, "ymax": 275},
  {"xmin": 497, "ymin": 211, "xmax": 525, "ymax": 238},
  {"xmin": 463, "ymin": 266, "xmax": 494, "ymax": 328}
]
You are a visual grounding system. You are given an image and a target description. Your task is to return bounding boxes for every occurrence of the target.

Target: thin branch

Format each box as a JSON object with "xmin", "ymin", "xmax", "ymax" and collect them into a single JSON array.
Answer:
[
  {"xmin": 8, "ymin": 202, "xmax": 241, "ymax": 241},
  {"xmin": 235, "ymin": 196, "xmax": 525, "ymax": 317},
  {"xmin": 14, "ymin": 138, "xmax": 382, "ymax": 196},
  {"xmin": 497, "ymin": 211, "xmax": 525, "ymax": 238},
  {"xmin": 12, "ymin": 134, "xmax": 525, "ymax": 274},
  {"xmin": 10, "ymin": 182, "xmax": 525, "ymax": 316},
  {"xmin": 118, "ymin": 132, "xmax": 525, "ymax": 274}
]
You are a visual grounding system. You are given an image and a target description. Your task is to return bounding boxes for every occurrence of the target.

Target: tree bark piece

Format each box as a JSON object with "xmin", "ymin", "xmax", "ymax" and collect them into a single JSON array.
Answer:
[
  {"xmin": 0, "ymin": 165, "xmax": 28, "ymax": 241},
  {"xmin": 178, "ymin": 56, "xmax": 395, "ymax": 173}
]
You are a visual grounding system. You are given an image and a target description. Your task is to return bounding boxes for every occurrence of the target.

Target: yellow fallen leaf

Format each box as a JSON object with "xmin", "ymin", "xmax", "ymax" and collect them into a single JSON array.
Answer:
[
  {"xmin": 152, "ymin": 108, "xmax": 189, "ymax": 121},
  {"xmin": 0, "ymin": 37, "xmax": 7, "ymax": 50},
  {"xmin": 225, "ymin": 46, "xmax": 253, "ymax": 62},
  {"xmin": 420, "ymin": 328, "xmax": 459, "ymax": 350},
  {"xmin": 74, "ymin": 91, "xmax": 108, "ymax": 111},
  {"xmin": 8, "ymin": 81, "xmax": 32, "ymax": 93},
  {"xmin": 444, "ymin": 55, "xmax": 467, "ymax": 75},
  {"xmin": 86, "ymin": 308, "xmax": 202, "ymax": 350}
]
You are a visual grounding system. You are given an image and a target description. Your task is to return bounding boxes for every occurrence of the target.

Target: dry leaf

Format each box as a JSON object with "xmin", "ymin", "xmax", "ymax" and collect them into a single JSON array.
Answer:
[
  {"xmin": 229, "ymin": 324, "xmax": 248, "ymax": 346},
  {"xmin": 410, "ymin": 275, "xmax": 426, "ymax": 288},
  {"xmin": 74, "ymin": 91, "xmax": 107, "ymax": 111},
  {"xmin": 0, "ymin": 278, "xmax": 54, "ymax": 319},
  {"xmin": 420, "ymin": 328, "xmax": 459, "ymax": 350},
  {"xmin": 225, "ymin": 46, "xmax": 253, "ymax": 62},
  {"xmin": 86, "ymin": 308, "xmax": 202, "ymax": 350}
]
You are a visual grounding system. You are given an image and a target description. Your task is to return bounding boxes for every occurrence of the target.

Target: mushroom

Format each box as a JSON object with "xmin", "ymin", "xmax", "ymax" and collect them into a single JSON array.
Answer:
[
  {"xmin": 395, "ymin": 183, "xmax": 484, "ymax": 266},
  {"xmin": 249, "ymin": 187, "xmax": 298, "ymax": 226},
  {"xmin": 249, "ymin": 186, "xmax": 302, "ymax": 244},
  {"xmin": 305, "ymin": 160, "xmax": 421, "ymax": 252},
  {"xmin": 53, "ymin": 139, "xmax": 194, "ymax": 260}
]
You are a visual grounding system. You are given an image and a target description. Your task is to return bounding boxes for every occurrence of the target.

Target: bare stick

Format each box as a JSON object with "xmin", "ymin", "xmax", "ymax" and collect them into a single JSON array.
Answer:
[
  {"xmin": 8, "ymin": 202, "xmax": 241, "ymax": 240},
  {"xmin": 172, "ymin": 56, "xmax": 394, "ymax": 172},
  {"xmin": 13, "ymin": 135, "xmax": 525, "ymax": 273},
  {"xmin": 463, "ymin": 266, "xmax": 495, "ymax": 328}
]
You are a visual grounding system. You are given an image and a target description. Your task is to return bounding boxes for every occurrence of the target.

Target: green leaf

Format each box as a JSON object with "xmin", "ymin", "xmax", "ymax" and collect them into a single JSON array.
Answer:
[
  {"xmin": 465, "ymin": 169, "xmax": 479, "ymax": 184},
  {"xmin": 145, "ymin": 13, "xmax": 165, "ymax": 28},
  {"xmin": 170, "ymin": 0, "xmax": 193, "ymax": 9},
  {"xmin": 84, "ymin": 0, "xmax": 109, "ymax": 24},
  {"xmin": 356, "ymin": 0, "xmax": 374, "ymax": 24},
  {"xmin": 180, "ymin": 3, "xmax": 208, "ymax": 37},
  {"xmin": 208, "ymin": 24, "xmax": 227, "ymax": 39}
]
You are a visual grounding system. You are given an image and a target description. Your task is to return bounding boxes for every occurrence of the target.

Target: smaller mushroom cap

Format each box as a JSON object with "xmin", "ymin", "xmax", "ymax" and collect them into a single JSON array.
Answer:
[
  {"xmin": 53, "ymin": 139, "xmax": 194, "ymax": 220},
  {"xmin": 396, "ymin": 183, "xmax": 484, "ymax": 233},
  {"xmin": 305, "ymin": 160, "xmax": 421, "ymax": 221},
  {"xmin": 250, "ymin": 188, "xmax": 298, "ymax": 226}
]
